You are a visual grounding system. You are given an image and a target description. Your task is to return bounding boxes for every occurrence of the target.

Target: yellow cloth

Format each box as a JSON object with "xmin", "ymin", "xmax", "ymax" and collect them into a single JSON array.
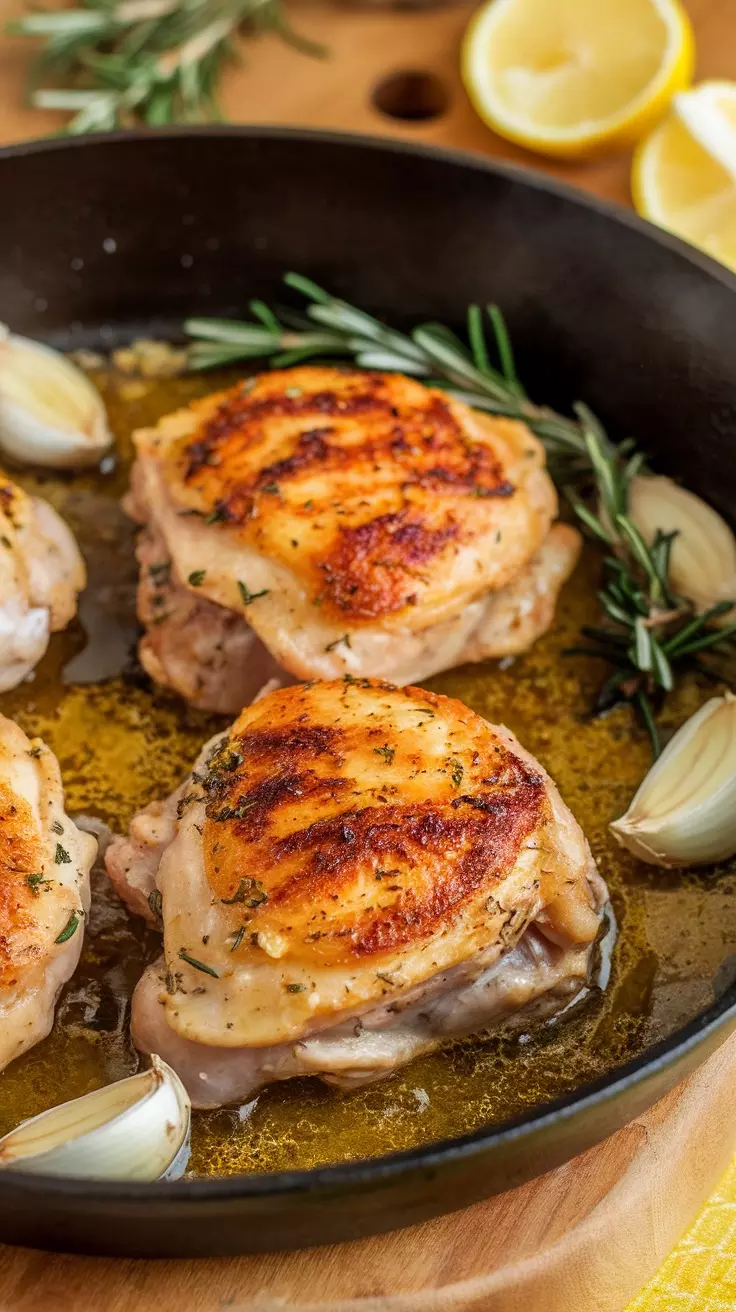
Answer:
[{"xmin": 625, "ymin": 1159, "xmax": 736, "ymax": 1311}]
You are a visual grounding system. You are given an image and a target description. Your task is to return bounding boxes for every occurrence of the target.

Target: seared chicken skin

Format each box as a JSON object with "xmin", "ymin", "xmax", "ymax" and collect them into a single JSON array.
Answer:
[
  {"xmin": 0, "ymin": 474, "xmax": 85, "ymax": 692},
  {"xmin": 127, "ymin": 367, "xmax": 580, "ymax": 710},
  {"xmin": 106, "ymin": 680, "xmax": 608, "ymax": 1108},
  {"xmin": 0, "ymin": 715, "xmax": 96, "ymax": 1072}
]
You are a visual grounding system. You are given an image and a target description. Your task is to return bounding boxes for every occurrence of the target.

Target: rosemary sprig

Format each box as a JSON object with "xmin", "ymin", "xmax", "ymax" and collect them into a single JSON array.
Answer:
[
  {"xmin": 184, "ymin": 275, "xmax": 736, "ymax": 755},
  {"xmin": 186, "ymin": 272, "xmax": 597, "ymax": 479},
  {"xmin": 8, "ymin": 0, "xmax": 325, "ymax": 133}
]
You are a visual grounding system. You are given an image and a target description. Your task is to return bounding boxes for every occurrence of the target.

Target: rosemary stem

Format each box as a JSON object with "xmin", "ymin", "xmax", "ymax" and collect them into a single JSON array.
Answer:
[
  {"xmin": 635, "ymin": 691, "xmax": 661, "ymax": 759},
  {"xmin": 182, "ymin": 272, "xmax": 736, "ymax": 760}
]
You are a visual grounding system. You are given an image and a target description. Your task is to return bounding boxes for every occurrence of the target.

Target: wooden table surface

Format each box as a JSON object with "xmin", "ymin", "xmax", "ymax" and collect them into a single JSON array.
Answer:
[
  {"xmin": 0, "ymin": 0, "xmax": 735, "ymax": 1308},
  {"xmin": 0, "ymin": 0, "xmax": 734, "ymax": 207}
]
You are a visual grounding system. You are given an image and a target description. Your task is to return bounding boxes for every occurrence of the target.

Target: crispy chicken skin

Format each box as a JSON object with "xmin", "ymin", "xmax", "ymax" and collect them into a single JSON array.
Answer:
[
  {"xmin": 127, "ymin": 367, "xmax": 580, "ymax": 708},
  {"xmin": 106, "ymin": 680, "xmax": 608, "ymax": 1107},
  {"xmin": 0, "ymin": 474, "xmax": 86, "ymax": 692},
  {"xmin": 0, "ymin": 715, "xmax": 96, "ymax": 1073}
]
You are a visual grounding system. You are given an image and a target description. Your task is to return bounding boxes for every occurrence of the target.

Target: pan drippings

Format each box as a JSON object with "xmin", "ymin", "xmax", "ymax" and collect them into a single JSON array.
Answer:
[{"xmin": 0, "ymin": 367, "xmax": 732, "ymax": 1177}]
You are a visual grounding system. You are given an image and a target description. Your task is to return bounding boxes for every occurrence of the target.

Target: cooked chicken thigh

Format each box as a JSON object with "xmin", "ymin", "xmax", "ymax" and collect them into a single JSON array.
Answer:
[
  {"xmin": 0, "ymin": 474, "xmax": 85, "ymax": 692},
  {"xmin": 127, "ymin": 367, "xmax": 580, "ymax": 710},
  {"xmin": 106, "ymin": 680, "xmax": 608, "ymax": 1108},
  {"xmin": 0, "ymin": 714, "xmax": 96, "ymax": 1072}
]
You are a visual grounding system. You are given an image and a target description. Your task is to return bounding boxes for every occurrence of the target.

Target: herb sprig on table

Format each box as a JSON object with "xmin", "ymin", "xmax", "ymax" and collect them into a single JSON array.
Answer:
[
  {"xmin": 185, "ymin": 274, "xmax": 736, "ymax": 756},
  {"xmin": 8, "ymin": 0, "xmax": 325, "ymax": 133}
]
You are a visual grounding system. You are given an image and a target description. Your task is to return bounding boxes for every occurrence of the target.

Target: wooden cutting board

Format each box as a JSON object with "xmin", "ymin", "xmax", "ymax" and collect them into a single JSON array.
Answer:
[
  {"xmin": 0, "ymin": 0, "xmax": 733, "ymax": 205},
  {"xmin": 0, "ymin": 1, "xmax": 735, "ymax": 1308}
]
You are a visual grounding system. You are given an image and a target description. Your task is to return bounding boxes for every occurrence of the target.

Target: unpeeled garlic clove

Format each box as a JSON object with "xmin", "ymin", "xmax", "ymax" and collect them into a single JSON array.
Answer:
[
  {"xmin": 0, "ymin": 326, "xmax": 113, "ymax": 469},
  {"xmin": 627, "ymin": 475, "xmax": 736, "ymax": 622},
  {"xmin": 611, "ymin": 693, "xmax": 736, "ymax": 868},
  {"xmin": 0, "ymin": 1055, "xmax": 190, "ymax": 1181}
]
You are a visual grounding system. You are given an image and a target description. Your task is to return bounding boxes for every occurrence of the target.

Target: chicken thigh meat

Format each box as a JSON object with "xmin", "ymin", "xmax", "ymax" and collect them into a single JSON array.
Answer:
[
  {"xmin": 0, "ymin": 473, "xmax": 86, "ymax": 692},
  {"xmin": 127, "ymin": 367, "xmax": 580, "ymax": 710},
  {"xmin": 106, "ymin": 680, "xmax": 609, "ymax": 1108},
  {"xmin": 0, "ymin": 714, "xmax": 96, "ymax": 1072}
]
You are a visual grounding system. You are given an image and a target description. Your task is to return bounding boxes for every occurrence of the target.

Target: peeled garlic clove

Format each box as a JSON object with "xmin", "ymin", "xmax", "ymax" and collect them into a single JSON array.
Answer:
[
  {"xmin": 0, "ymin": 326, "xmax": 113, "ymax": 469},
  {"xmin": 628, "ymin": 475, "xmax": 736, "ymax": 622},
  {"xmin": 611, "ymin": 693, "xmax": 736, "ymax": 868},
  {"xmin": 0, "ymin": 1055, "xmax": 190, "ymax": 1181}
]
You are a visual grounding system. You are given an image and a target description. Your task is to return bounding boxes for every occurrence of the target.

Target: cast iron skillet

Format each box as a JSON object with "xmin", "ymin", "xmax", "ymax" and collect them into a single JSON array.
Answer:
[{"xmin": 1, "ymin": 128, "xmax": 736, "ymax": 1258}]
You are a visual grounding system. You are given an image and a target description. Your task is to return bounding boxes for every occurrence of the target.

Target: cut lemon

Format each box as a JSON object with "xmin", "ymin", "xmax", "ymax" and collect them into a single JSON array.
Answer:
[
  {"xmin": 633, "ymin": 82, "xmax": 736, "ymax": 273},
  {"xmin": 461, "ymin": 0, "xmax": 694, "ymax": 159}
]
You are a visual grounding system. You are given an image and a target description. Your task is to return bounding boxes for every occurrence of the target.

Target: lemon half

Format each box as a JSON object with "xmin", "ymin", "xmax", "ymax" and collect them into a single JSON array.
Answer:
[
  {"xmin": 462, "ymin": 0, "xmax": 694, "ymax": 159},
  {"xmin": 633, "ymin": 82, "xmax": 736, "ymax": 273}
]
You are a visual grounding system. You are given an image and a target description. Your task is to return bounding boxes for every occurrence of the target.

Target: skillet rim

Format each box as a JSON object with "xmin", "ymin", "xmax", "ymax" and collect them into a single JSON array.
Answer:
[{"xmin": 0, "ymin": 125, "xmax": 735, "ymax": 1204}]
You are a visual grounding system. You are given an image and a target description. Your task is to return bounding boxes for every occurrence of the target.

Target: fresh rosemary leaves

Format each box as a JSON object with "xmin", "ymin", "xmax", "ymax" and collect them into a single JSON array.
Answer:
[
  {"xmin": 184, "ymin": 273, "xmax": 736, "ymax": 756},
  {"xmin": 8, "ymin": 0, "xmax": 325, "ymax": 134}
]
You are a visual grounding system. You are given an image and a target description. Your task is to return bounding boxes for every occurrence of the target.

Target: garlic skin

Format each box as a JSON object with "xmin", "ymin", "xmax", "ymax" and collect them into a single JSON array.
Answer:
[
  {"xmin": 0, "ymin": 1055, "xmax": 190, "ymax": 1181},
  {"xmin": 0, "ymin": 327, "xmax": 112, "ymax": 469},
  {"xmin": 611, "ymin": 693, "xmax": 736, "ymax": 868},
  {"xmin": 628, "ymin": 475, "xmax": 736, "ymax": 622}
]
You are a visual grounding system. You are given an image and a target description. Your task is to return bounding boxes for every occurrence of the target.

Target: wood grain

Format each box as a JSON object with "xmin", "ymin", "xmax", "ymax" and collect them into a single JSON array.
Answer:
[
  {"xmin": 0, "ymin": 0, "xmax": 735, "ymax": 205},
  {"xmin": 0, "ymin": 0, "xmax": 735, "ymax": 1307}
]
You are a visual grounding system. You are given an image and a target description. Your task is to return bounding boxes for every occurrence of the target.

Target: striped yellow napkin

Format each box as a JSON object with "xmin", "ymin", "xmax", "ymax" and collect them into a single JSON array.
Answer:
[{"xmin": 626, "ymin": 1159, "xmax": 736, "ymax": 1311}]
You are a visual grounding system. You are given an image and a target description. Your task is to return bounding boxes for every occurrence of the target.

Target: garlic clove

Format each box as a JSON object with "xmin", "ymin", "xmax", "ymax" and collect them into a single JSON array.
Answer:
[
  {"xmin": 628, "ymin": 475, "xmax": 736, "ymax": 622},
  {"xmin": 610, "ymin": 693, "xmax": 736, "ymax": 867},
  {"xmin": 0, "ymin": 326, "xmax": 113, "ymax": 470},
  {"xmin": 0, "ymin": 1055, "xmax": 190, "ymax": 1181}
]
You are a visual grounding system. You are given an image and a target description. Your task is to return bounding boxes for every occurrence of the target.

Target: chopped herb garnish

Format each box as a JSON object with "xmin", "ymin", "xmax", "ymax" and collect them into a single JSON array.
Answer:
[
  {"xmin": 221, "ymin": 877, "xmax": 268, "ymax": 908},
  {"xmin": 230, "ymin": 926, "xmax": 245, "ymax": 952},
  {"xmin": 304, "ymin": 499, "xmax": 313, "ymax": 509},
  {"xmin": 51, "ymin": 819, "xmax": 64, "ymax": 835},
  {"xmin": 148, "ymin": 889, "xmax": 163, "ymax": 922},
  {"xmin": 178, "ymin": 948, "xmax": 219, "ymax": 978},
  {"xmin": 450, "ymin": 760, "xmax": 464, "ymax": 788},
  {"xmin": 285, "ymin": 982, "xmax": 306, "ymax": 993},
  {"xmin": 204, "ymin": 746, "xmax": 243, "ymax": 781},
  {"xmin": 54, "ymin": 843, "xmax": 71, "ymax": 865},
  {"xmin": 55, "ymin": 912, "xmax": 80, "ymax": 944},
  {"xmin": 152, "ymin": 612, "xmax": 172, "ymax": 626},
  {"xmin": 374, "ymin": 745, "xmax": 395, "ymax": 764},
  {"xmin": 26, "ymin": 873, "xmax": 51, "ymax": 895},
  {"xmin": 325, "ymin": 633, "xmax": 352, "ymax": 652},
  {"xmin": 188, "ymin": 569, "xmax": 206, "ymax": 587},
  {"xmin": 27, "ymin": 745, "xmax": 43, "ymax": 759},
  {"xmin": 238, "ymin": 580, "xmax": 270, "ymax": 606},
  {"xmin": 211, "ymin": 795, "xmax": 259, "ymax": 821},
  {"xmin": 176, "ymin": 791, "xmax": 201, "ymax": 819},
  {"xmin": 205, "ymin": 503, "xmax": 229, "ymax": 524},
  {"xmin": 260, "ymin": 482, "xmax": 280, "ymax": 494}
]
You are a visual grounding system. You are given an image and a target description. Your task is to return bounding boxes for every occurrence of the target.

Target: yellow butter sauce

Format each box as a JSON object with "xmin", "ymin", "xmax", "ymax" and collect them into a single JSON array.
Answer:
[{"xmin": 0, "ymin": 366, "xmax": 733, "ymax": 1175}]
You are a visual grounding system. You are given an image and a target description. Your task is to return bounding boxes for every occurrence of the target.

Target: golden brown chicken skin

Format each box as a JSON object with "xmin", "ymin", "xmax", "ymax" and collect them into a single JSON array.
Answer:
[
  {"xmin": 0, "ymin": 715, "xmax": 96, "ymax": 1072},
  {"xmin": 133, "ymin": 366, "xmax": 555, "ymax": 606},
  {"xmin": 127, "ymin": 366, "xmax": 579, "ymax": 707},
  {"xmin": 107, "ymin": 679, "xmax": 607, "ymax": 1066},
  {"xmin": 201, "ymin": 680, "xmax": 549, "ymax": 970},
  {"xmin": 173, "ymin": 366, "xmax": 553, "ymax": 625}
]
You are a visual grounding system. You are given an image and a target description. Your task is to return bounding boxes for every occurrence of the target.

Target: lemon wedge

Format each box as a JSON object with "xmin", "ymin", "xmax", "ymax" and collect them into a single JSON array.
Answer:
[
  {"xmin": 633, "ymin": 82, "xmax": 736, "ymax": 272},
  {"xmin": 461, "ymin": 0, "xmax": 694, "ymax": 159}
]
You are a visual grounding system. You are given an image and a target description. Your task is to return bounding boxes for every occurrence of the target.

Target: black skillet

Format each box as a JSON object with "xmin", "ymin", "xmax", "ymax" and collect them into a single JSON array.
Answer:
[{"xmin": 0, "ymin": 128, "xmax": 735, "ymax": 1258}]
